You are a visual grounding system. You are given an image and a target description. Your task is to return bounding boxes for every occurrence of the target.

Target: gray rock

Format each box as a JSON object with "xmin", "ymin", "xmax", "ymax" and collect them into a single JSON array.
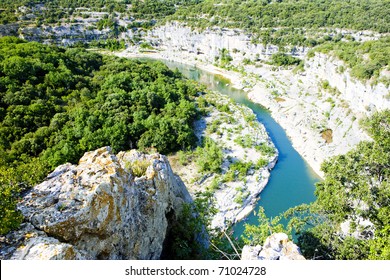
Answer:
[
  {"xmin": 241, "ymin": 233, "xmax": 305, "ymax": 260},
  {"xmin": 1, "ymin": 147, "xmax": 192, "ymax": 260}
]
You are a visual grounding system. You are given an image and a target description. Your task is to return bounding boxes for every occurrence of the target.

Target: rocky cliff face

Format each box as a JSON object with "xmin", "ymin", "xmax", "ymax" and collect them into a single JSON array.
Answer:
[
  {"xmin": 0, "ymin": 147, "xmax": 192, "ymax": 260},
  {"xmin": 19, "ymin": 24, "xmax": 111, "ymax": 45},
  {"xmin": 247, "ymin": 52, "xmax": 385, "ymax": 175},
  {"xmin": 241, "ymin": 233, "xmax": 305, "ymax": 260},
  {"xmin": 147, "ymin": 22, "xmax": 307, "ymax": 64}
]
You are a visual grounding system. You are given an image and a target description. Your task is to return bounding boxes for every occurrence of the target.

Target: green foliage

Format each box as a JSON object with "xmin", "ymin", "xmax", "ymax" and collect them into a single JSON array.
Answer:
[
  {"xmin": 125, "ymin": 159, "xmax": 150, "ymax": 177},
  {"xmin": 234, "ymin": 186, "xmax": 250, "ymax": 205},
  {"xmin": 177, "ymin": 150, "xmax": 189, "ymax": 166},
  {"xmin": 227, "ymin": 160, "xmax": 253, "ymax": 182},
  {"xmin": 170, "ymin": 0, "xmax": 390, "ymax": 47},
  {"xmin": 96, "ymin": 17, "xmax": 117, "ymax": 31},
  {"xmin": 0, "ymin": 37, "xmax": 202, "ymax": 234},
  {"xmin": 255, "ymin": 143, "xmax": 275, "ymax": 157},
  {"xmin": 161, "ymin": 191, "xmax": 217, "ymax": 260},
  {"xmin": 0, "ymin": 0, "xmax": 200, "ymax": 25},
  {"xmin": 216, "ymin": 48, "xmax": 233, "ymax": 68},
  {"xmin": 270, "ymin": 52, "xmax": 302, "ymax": 66},
  {"xmin": 139, "ymin": 42, "xmax": 154, "ymax": 50},
  {"xmin": 89, "ymin": 39, "xmax": 126, "ymax": 51},
  {"xmin": 255, "ymin": 158, "xmax": 269, "ymax": 169},
  {"xmin": 0, "ymin": 184, "xmax": 23, "ymax": 235},
  {"xmin": 207, "ymin": 176, "xmax": 221, "ymax": 192},
  {"xmin": 195, "ymin": 137, "xmax": 223, "ymax": 173},
  {"xmin": 243, "ymin": 207, "xmax": 288, "ymax": 246},
  {"xmin": 162, "ymin": 189, "xmax": 245, "ymax": 260},
  {"xmin": 179, "ymin": 0, "xmax": 390, "ymax": 32},
  {"xmin": 216, "ymin": 103, "xmax": 230, "ymax": 113},
  {"xmin": 234, "ymin": 135, "xmax": 254, "ymax": 148}
]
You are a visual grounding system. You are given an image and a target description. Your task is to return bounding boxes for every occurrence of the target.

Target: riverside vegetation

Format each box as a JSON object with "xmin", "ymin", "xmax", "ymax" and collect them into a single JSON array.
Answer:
[{"xmin": 1, "ymin": 0, "xmax": 390, "ymax": 260}]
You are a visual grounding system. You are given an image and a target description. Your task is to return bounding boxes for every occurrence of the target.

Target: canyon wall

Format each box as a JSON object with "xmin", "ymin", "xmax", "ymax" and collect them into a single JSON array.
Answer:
[{"xmin": 140, "ymin": 23, "xmax": 389, "ymax": 176}]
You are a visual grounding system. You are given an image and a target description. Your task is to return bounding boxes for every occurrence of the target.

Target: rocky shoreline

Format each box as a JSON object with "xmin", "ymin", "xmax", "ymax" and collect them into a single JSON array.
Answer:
[{"xmin": 166, "ymin": 91, "xmax": 278, "ymax": 229}]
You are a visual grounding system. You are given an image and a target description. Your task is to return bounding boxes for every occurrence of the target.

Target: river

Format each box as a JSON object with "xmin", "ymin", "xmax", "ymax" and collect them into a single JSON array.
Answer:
[{"xmin": 150, "ymin": 59, "xmax": 321, "ymax": 236}]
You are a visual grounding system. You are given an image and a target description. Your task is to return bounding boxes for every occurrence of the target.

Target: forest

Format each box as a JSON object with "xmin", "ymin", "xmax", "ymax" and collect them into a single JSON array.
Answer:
[
  {"xmin": 170, "ymin": 0, "xmax": 390, "ymax": 33},
  {"xmin": 0, "ymin": 37, "xmax": 203, "ymax": 234},
  {"xmin": 0, "ymin": 0, "xmax": 201, "ymax": 24}
]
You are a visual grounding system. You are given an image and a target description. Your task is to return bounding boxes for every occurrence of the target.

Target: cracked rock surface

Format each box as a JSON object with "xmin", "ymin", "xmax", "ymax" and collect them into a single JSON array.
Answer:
[{"xmin": 0, "ymin": 147, "xmax": 191, "ymax": 260}]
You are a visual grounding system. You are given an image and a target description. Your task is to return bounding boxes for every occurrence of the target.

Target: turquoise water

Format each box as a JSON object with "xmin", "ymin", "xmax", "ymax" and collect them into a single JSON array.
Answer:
[{"xmin": 157, "ymin": 60, "xmax": 320, "ymax": 235}]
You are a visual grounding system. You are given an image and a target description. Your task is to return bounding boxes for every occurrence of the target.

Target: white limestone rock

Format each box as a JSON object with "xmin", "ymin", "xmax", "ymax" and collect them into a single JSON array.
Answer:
[
  {"xmin": 242, "ymin": 233, "xmax": 306, "ymax": 260},
  {"xmin": 1, "ymin": 147, "xmax": 192, "ymax": 260}
]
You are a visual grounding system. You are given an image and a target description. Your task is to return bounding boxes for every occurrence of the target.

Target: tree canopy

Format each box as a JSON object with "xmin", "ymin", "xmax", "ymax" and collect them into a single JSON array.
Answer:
[{"xmin": 171, "ymin": 0, "xmax": 390, "ymax": 33}]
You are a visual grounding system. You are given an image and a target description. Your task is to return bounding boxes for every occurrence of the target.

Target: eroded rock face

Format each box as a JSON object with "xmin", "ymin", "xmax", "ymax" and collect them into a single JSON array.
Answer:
[
  {"xmin": 241, "ymin": 233, "xmax": 305, "ymax": 260},
  {"xmin": 0, "ymin": 147, "xmax": 191, "ymax": 260}
]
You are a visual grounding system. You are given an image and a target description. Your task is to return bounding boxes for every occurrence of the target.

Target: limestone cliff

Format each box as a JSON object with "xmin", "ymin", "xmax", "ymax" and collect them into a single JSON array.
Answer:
[
  {"xmin": 241, "ymin": 233, "xmax": 305, "ymax": 260},
  {"xmin": 0, "ymin": 147, "xmax": 192, "ymax": 260}
]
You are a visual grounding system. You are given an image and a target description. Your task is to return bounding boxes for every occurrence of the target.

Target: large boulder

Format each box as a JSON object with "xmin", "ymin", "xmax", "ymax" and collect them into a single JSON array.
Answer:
[
  {"xmin": 0, "ymin": 147, "xmax": 192, "ymax": 260},
  {"xmin": 241, "ymin": 233, "xmax": 305, "ymax": 260}
]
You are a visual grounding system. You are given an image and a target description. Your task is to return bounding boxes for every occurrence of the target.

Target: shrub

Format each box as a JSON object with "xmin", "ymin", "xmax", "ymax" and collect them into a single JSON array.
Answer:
[
  {"xmin": 255, "ymin": 143, "xmax": 275, "ymax": 156},
  {"xmin": 0, "ymin": 184, "xmax": 23, "ymax": 235},
  {"xmin": 256, "ymin": 158, "xmax": 269, "ymax": 168},
  {"xmin": 195, "ymin": 137, "xmax": 223, "ymax": 173},
  {"xmin": 126, "ymin": 159, "xmax": 150, "ymax": 177},
  {"xmin": 270, "ymin": 53, "xmax": 302, "ymax": 66}
]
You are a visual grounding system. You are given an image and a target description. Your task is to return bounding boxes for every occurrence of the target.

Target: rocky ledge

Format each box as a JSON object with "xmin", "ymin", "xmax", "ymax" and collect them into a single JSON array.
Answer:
[
  {"xmin": 241, "ymin": 233, "xmax": 305, "ymax": 260},
  {"xmin": 0, "ymin": 147, "xmax": 192, "ymax": 260}
]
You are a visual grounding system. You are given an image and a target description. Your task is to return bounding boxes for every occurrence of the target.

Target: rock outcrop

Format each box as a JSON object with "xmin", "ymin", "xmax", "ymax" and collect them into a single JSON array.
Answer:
[
  {"xmin": 0, "ymin": 147, "xmax": 192, "ymax": 260},
  {"xmin": 241, "ymin": 233, "xmax": 305, "ymax": 260}
]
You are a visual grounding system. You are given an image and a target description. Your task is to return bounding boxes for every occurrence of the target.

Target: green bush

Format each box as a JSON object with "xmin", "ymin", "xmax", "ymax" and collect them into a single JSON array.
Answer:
[
  {"xmin": 234, "ymin": 135, "xmax": 254, "ymax": 148},
  {"xmin": 255, "ymin": 143, "xmax": 275, "ymax": 156},
  {"xmin": 0, "ymin": 184, "xmax": 23, "ymax": 235},
  {"xmin": 287, "ymin": 110, "xmax": 390, "ymax": 260},
  {"xmin": 256, "ymin": 158, "xmax": 269, "ymax": 169},
  {"xmin": 195, "ymin": 137, "xmax": 223, "ymax": 173},
  {"xmin": 313, "ymin": 37, "xmax": 390, "ymax": 81},
  {"xmin": 270, "ymin": 53, "xmax": 302, "ymax": 66}
]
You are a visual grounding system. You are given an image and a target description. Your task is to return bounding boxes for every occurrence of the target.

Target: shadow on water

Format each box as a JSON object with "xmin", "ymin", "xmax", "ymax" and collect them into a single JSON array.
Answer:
[{"xmin": 145, "ymin": 59, "xmax": 320, "ymax": 236}]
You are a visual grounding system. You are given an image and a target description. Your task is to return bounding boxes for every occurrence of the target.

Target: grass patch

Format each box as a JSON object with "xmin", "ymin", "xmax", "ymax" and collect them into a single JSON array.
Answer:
[
  {"xmin": 275, "ymin": 97, "xmax": 286, "ymax": 102},
  {"xmin": 126, "ymin": 159, "xmax": 150, "ymax": 177}
]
